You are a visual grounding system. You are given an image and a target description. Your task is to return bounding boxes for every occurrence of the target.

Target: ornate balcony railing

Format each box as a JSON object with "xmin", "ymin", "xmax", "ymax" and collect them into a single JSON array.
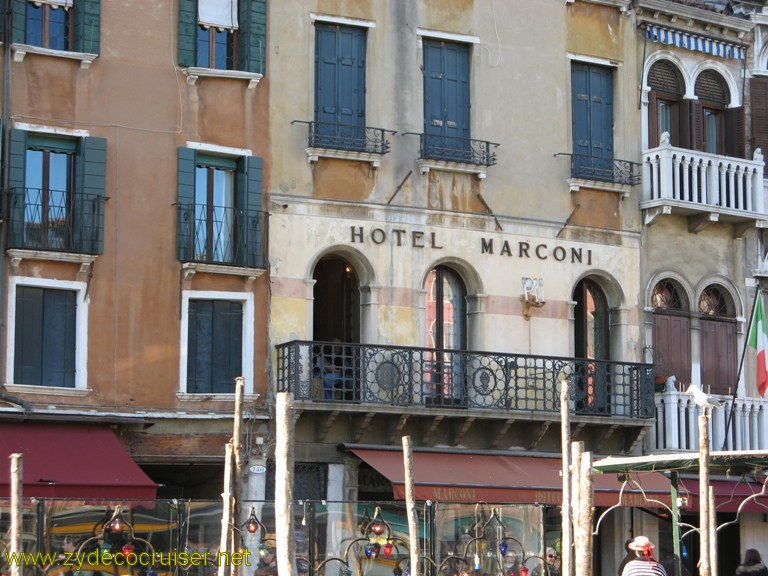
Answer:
[
  {"xmin": 276, "ymin": 340, "xmax": 656, "ymax": 418},
  {"xmin": 7, "ymin": 188, "xmax": 104, "ymax": 254},
  {"xmin": 407, "ymin": 133, "xmax": 499, "ymax": 167},
  {"xmin": 177, "ymin": 203, "xmax": 268, "ymax": 268},
  {"xmin": 642, "ymin": 138, "xmax": 765, "ymax": 213},
  {"xmin": 292, "ymin": 120, "xmax": 395, "ymax": 155},
  {"xmin": 651, "ymin": 389, "xmax": 768, "ymax": 452},
  {"xmin": 556, "ymin": 153, "xmax": 642, "ymax": 186}
]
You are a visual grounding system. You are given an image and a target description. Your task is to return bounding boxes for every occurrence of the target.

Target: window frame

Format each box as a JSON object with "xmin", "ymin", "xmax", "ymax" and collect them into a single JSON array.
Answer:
[
  {"xmin": 6, "ymin": 276, "xmax": 89, "ymax": 390},
  {"xmin": 179, "ymin": 289, "xmax": 254, "ymax": 396},
  {"xmin": 25, "ymin": 1, "xmax": 71, "ymax": 51}
]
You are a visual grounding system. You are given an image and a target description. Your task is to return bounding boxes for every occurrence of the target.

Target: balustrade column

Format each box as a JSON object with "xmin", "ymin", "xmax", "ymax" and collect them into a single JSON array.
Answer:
[
  {"xmin": 663, "ymin": 394, "xmax": 680, "ymax": 450},
  {"xmin": 680, "ymin": 157, "xmax": 690, "ymax": 201},
  {"xmin": 727, "ymin": 165, "xmax": 736, "ymax": 209},
  {"xmin": 659, "ymin": 146, "xmax": 674, "ymax": 200},
  {"xmin": 754, "ymin": 160, "xmax": 765, "ymax": 213}
]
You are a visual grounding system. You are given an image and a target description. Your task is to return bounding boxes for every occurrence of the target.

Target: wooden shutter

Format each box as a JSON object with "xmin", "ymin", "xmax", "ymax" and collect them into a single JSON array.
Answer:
[
  {"xmin": 238, "ymin": 0, "xmax": 266, "ymax": 74},
  {"xmin": 652, "ymin": 313, "xmax": 691, "ymax": 383},
  {"xmin": 74, "ymin": 0, "xmax": 100, "ymax": 55},
  {"xmin": 443, "ymin": 42, "xmax": 470, "ymax": 142},
  {"xmin": 8, "ymin": 129, "xmax": 27, "ymax": 248},
  {"xmin": 649, "ymin": 91, "xmax": 660, "ymax": 148},
  {"xmin": 571, "ymin": 63, "xmax": 591, "ymax": 159},
  {"xmin": 211, "ymin": 300, "xmax": 242, "ymax": 393},
  {"xmin": 186, "ymin": 299, "xmax": 205, "ymax": 393},
  {"xmin": 11, "ymin": 0, "xmax": 26, "ymax": 44},
  {"xmin": 177, "ymin": 0, "xmax": 197, "ymax": 67},
  {"xmin": 177, "ymin": 147, "xmax": 197, "ymax": 260},
  {"xmin": 690, "ymin": 100, "xmax": 704, "ymax": 151},
  {"xmin": 15, "ymin": 286, "xmax": 76, "ymax": 387},
  {"xmin": 236, "ymin": 155, "xmax": 264, "ymax": 267},
  {"xmin": 337, "ymin": 26, "xmax": 366, "ymax": 129},
  {"xmin": 700, "ymin": 319, "xmax": 737, "ymax": 396},
  {"xmin": 74, "ymin": 136, "xmax": 106, "ymax": 254},
  {"xmin": 589, "ymin": 65, "xmax": 614, "ymax": 160},
  {"xmin": 423, "ymin": 40, "xmax": 445, "ymax": 139},
  {"xmin": 725, "ymin": 106, "xmax": 746, "ymax": 159},
  {"xmin": 752, "ymin": 76, "xmax": 768, "ymax": 157}
]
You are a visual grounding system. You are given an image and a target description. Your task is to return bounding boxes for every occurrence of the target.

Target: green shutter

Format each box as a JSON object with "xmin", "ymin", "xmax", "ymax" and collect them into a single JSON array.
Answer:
[
  {"xmin": 178, "ymin": 147, "xmax": 197, "ymax": 260},
  {"xmin": 246, "ymin": 155, "xmax": 263, "ymax": 267},
  {"xmin": 74, "ymin": 0, "xmax": 101, "ymax": 55},
  {"xmin": 239, "ymin": 0, "xmax": 265, "ymax": 74},
  {"xmin": 9, "ymin": 129, "xmax": 27, "ymax": 248},
  {"xmin": 11, "ymin": 0, "xmax": 26, "ymax": 45},
  {"xmin": 178, "ymin": 0, "xmax": 197, "ymax": 67},
  {"xmin": 74, "ymin": 136, "xmax": 106, "ymax": 254}
]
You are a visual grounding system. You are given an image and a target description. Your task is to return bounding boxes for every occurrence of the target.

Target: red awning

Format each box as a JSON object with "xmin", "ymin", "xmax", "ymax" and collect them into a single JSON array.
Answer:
[
  {"xmin": 350, "ymin": 448, "xmax": 671, "ymax": 507},
  {"xmin": 0, "ymin": 422, "xmax": 157, "ymax": 499},
  {"xmin": 678, "ymin": 477, "xmax": 768, "ymax": 513}
]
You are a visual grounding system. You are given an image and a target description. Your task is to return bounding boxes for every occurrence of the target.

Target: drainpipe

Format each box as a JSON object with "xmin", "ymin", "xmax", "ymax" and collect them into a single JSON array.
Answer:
[{"xmin": 1, "ymin": 0, "xmax": 12, "ymax": 377}]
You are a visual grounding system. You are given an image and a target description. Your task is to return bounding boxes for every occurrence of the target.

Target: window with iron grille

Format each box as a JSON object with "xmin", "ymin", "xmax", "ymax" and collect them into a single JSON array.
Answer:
[{"xmin": 8, "ymin": 129, "xmax": 106, "ymax": 255}]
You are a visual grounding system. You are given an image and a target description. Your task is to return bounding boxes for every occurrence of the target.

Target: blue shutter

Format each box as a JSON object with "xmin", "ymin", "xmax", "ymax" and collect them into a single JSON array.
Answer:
[
  {"xmin": 571, "ymin": 63, "xmax": 592, "ymax": 160},
  {"xmin": 15, "ymin": 286, "xmax": 43, "ymax": 385},
  {"xmin": 11, "ymin": 0, "xmax": 26, "ymax": 45},
  {"xmin": 178, "ymin": 0, "xmax": 197, "ymax": 67},
  {"xmin": 572, "ymin": 63, "xmax": 614, "ymax": 178},
  {"xmin": 315, "ymin": 24, "xmax": 366, "ymax": 146},
  {"xmin": 187, "ymin": 300, "xmax": 206, "ymax": 393},
  {"xmin": 177, "ymin": 148, "xmax": 197, "ymax": 261},
  {"xmin": 239, "ymin": 0, "xmax": 266, "ymax": 74},
  {"xmin": 9, "ymin": 129, "xmax": 27, "ymax": 248},
  {"xmin": 423, "ymin": 40, "xmax": 470, "ymax": 160},
  {"xmin": 74, "ymin": 136, "xmax": 106, "ymax": 254},
  {"xmin": 74, "ymin": 0, "xmax": 100, "ymax": 55},
  {"xmin": 589, "ymin": 66, "xmax": 613, "ymax": 160}
]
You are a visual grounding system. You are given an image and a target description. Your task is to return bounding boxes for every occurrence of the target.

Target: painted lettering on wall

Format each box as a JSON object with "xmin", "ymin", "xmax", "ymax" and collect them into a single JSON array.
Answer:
[{"xmin": 349, "ymin": 227, "xmax": 594, "ymax": 265}]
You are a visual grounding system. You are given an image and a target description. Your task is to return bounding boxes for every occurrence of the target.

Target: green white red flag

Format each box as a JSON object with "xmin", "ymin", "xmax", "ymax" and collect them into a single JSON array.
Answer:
[{"xmin": 748, "ymin": 293, "xmax": 768, "ymax": 397}]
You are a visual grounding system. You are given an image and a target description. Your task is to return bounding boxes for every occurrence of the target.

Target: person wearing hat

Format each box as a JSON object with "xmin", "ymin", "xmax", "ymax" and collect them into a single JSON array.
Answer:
[
  {"xmin": 621, "ymin": 536, "xmax": 667, "ymax": 576},
  {"xmin": 532, "ymin": 547, "xmax": 560, "ymax": 576}
]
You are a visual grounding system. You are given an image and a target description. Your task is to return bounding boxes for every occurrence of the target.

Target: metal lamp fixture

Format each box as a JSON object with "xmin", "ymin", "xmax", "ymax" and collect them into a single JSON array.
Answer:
[
  {"xmin": 521, "ymin": 277, "xmax": 546, "ymax": 320},
  {"xmin": 243, "ymin": 507, "xmax": 267, "ymax": 534}
]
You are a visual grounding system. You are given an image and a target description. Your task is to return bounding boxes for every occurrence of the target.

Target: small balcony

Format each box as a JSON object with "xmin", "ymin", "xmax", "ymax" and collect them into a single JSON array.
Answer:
[
  {"xmin": 641, "ymin": 137, "xmax": 767, "ymax": 231},
  {"xmin": 275, "ymin": 340, "xmax": 656, "ymax": 453},
  {"xmin": 177, "ymin": 203, "xmax": 268, "ymax": 270},
  {"xmin": 557, "ymin": 153, "xmax": 642, "ymax": 188},
  {"xmin": 7, "ymin": 188, "xmax": 104, "ymax": 255},
  {"xmin": 651, "ymin": 388, "xmax": 768, "ymax": 452},
  {"xmin": 293, "ymin": 120, "xmax": 395, "ymax": 167},
  {"xmin": 405, "ymin": 133, "xmax": 499, "ymax": 178}
]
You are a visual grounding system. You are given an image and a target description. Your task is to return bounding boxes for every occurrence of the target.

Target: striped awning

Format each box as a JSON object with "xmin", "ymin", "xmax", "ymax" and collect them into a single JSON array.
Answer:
[{"xmin": 646, "ymin": 24, "xmax": 745, "ymax": 60}]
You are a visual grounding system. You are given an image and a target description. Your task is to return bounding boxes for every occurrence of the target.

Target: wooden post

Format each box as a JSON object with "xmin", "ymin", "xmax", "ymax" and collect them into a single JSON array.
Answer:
[
  {"xmin": 275, "ymin": 392, "xmax": 297, "ymax": 576},
  {"xmin": 571, "ymin": 442, "xmax": 585, "ymax": 576},
  {"xmin": 560, "ymin": 378, "xmax": 572, "ymax": 576},
  {"xmin": 709, "ymin": 486, "xmax": 717, "ymax": 576},
  {"xmin": 402, "ymin": 436, "xmax": 420, "ymax": 576},
  {"xmin": 578, "ymin": 451, "xmax": 593, "ymax": 576},
  {"xmin": 232, "ymin": 377, "xmax": 245, "ymax": 566},
  {"xmin": 698, "ymin": 412, "xmax": 711, "ymax": 576},
  {"xmin": 218, "ymin": 443, "xmax": 234, "ymax": 576},
  {"xmin": 10, "ymin": 453, "xmax": 22, "ymax": 576}
]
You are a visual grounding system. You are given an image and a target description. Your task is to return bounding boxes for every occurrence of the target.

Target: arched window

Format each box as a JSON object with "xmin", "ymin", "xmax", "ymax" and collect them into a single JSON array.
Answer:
[
  {"xmin": 648, "ymin": 60, "xmax": 685, "ymax": 147},
  {"xmin": 574, "ymin": 278, "xmax": 610, "ymax": 361},
  {"xmin": 651, "ymin": 279, "xmax": 691, "ymax": 383},
  {"xmin": 698, "ymin": 285, "xmax": 737, "ymax": 395},
  {"xmin": 424, "ymin": 265, "xmax": 467, "ymax": 405},
  {"xmin": 694, "ymin": 70, "xmax": 731, "ymax": 155}
]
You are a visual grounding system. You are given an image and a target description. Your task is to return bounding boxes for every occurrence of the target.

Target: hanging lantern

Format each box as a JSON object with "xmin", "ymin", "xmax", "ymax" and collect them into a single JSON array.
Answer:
[
  {"xmin": 519, "ymin": 566, "xmax": 529, "ymax": 576},
  {"xmin": 373, "ymin": 543, "xmax": 382, "ymax": 559},
  {"xmin": 383, "ymin": 542, "xmax": 394, "ymax": 558},
  {"xmin": 122, "ymin": 543, "xmax": 136, "ymax": 556},
  {"xmin": 499, "ymin": 542, "xmax": 508, "ymax": 556},
  {"xmin": 364, "ymin": 543, "xmax": 375, "ymax": 558}
]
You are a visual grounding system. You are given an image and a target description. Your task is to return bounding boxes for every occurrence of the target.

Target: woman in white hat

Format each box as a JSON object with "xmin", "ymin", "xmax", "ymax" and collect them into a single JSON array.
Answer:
[{"xmin": 620, "ymin": 536, "xmax": 667, "ymax": 576}]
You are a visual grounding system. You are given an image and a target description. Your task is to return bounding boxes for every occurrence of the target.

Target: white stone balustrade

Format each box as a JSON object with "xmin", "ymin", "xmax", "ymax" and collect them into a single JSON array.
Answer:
[{"xmin": 643, "ymin": 135, "xmax": 765, "ymax": 213}]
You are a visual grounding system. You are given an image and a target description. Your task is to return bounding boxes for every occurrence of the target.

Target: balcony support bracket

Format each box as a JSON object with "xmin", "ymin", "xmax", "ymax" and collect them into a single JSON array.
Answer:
[
  {"xmin": 643, "ymin": 205, "xmax": 672, "ymax": 226},
  {"xmin": 688, "ymin": 212, "xmax": 719, "ymax": 234}
]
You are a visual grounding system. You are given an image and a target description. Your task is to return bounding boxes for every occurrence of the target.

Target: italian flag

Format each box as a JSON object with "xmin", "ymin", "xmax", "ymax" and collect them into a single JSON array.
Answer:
[{"xmin": 749, "ymin": 293, "xmax": 768, "ymax": 397}]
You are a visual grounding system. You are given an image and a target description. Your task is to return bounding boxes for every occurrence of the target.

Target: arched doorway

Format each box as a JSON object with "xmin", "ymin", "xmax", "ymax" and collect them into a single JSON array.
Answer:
[
  {"xmin": 573, "ymin": 278, "xmax": 611, "ymax": 414},
  {"xmin": 312, "ymin": 255, "xmax": 360, "ymax": 343}
]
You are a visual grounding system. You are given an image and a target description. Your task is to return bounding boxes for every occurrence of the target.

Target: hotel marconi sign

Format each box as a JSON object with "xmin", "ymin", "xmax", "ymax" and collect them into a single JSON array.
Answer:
[{"xmin": 349, "ymin": 226, "xmax": 594, "ymax": 265}]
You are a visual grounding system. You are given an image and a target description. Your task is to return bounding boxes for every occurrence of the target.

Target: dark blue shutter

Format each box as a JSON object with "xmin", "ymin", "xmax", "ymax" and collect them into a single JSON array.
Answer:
[
  {"xmin": 236, "ymin": 155, "xmax": 263, "ymax": 267},
  {"xmin": 11, "ymin": 0, "xmax": 26, "ymax": 45},
  {"xmin": 177, "ymin": 148, "xmax": 197, "ymax": 261},
  {"xmin": 9, "ymin": 129, "xmax": 27, "ymax": 248},
  {"xmin": 74, "ymin": 0, "xmax": 101, "ymax": 55},
  {"xmin": 178, "ymin": 0, "xmax": 197, "ymax": 67},
  {"xmin": 15, "ymin": 287, "xmax": 76, "ymax": 387},
  {"xmin": 423, "ymin": 40, "xmax": 470, "ymax": 161},
  {"xmin": 239, "ymin": 0, "xmax": 266, "ymax": 74},
  {"xmin": 571, "ymin": 63, "xmax": 613, "ymax": 179},
  {"xmin": 74, "ymin": 136, "xmax": 106, "ymax": 254},
  {"xmin": 315, "ymin": 24, "xmax": 366, "ymax": 146},
  {"xmin": 187, "ymin": 300, "xmax": 242, "ymax": 393}
]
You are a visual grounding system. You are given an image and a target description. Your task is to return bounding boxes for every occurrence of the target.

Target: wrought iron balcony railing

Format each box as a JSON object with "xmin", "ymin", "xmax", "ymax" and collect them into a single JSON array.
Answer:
[
  {"xmin": 276, "ymin": 340, "xmax": 656, "ymax": 418},
  {"xmin": 292, "ymin": 120, "xmax": 395, "ymax": 155},
  {"xmin": 557, "ymin": 153, "xmax": 642, "ymax": 186},
  {"xmin": 177, "ymin": 203, "xmax": 268, "ymax": 268},
  {"xmin": 8, "ymin": 188, "xmax": 105, "ymax": 254},
  {"xmin": 407, "ymin": 133, "xmax": 499, "ymax": 167}
]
